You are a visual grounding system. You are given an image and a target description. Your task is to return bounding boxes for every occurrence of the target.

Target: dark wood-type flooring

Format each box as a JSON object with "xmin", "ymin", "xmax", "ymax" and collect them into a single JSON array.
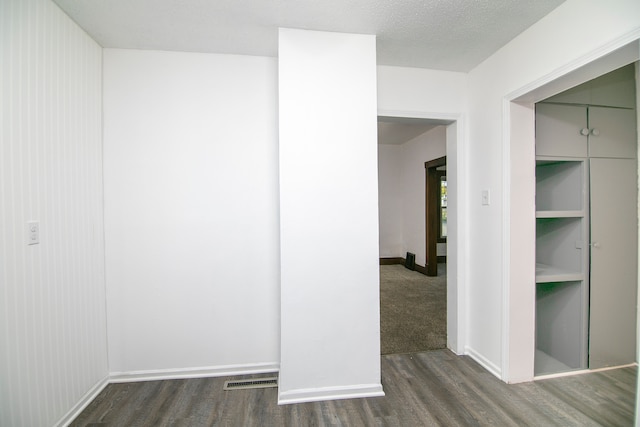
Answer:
[{"xmin": 72, "ymin": 349, "xmax": 636, "ymax": 427}]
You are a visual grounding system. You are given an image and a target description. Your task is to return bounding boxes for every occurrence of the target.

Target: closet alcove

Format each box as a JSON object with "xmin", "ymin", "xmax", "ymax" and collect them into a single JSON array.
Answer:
[{"xmin": 534, "ymin": 63, "xmax": 638, "ymax": 375}]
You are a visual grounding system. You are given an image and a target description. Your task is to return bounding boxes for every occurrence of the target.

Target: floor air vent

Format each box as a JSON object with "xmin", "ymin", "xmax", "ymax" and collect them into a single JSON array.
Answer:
[{"xmin": 223, "ymin": 377, "xmax": 278, "ymax": 391}]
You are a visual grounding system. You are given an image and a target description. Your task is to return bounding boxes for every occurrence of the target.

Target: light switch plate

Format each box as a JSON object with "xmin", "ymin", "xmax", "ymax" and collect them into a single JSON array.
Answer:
[
  {"xmin": 27, "ymin": 221, "xmax": 39, "ymax": 245},
  {"xmin": 481, "ymin": 189, "xmax": 490, "ymax": 206}
]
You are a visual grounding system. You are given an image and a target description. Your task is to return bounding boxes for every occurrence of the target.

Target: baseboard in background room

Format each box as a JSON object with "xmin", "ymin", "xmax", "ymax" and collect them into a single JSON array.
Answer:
[
  {"xmin": 380, "ymin": 257, "xmax": 405, "ymax": 265},
  {"xmin": 379, "ymin": 257, "xmax": 428, "ymax": 276}
]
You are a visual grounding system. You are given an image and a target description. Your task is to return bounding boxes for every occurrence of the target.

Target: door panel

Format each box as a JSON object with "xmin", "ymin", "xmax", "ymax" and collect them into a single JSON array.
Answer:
[
  {"xmin": 536, "ymin": 104, "xmax": 588, "ymax": 158},
  {"xmin": 589, "ymin": 158, "xmax": 638, "ymax": 368},
  {"xmin": 588, "ymin": 107, "xmax": 637, "ymax": 159}
]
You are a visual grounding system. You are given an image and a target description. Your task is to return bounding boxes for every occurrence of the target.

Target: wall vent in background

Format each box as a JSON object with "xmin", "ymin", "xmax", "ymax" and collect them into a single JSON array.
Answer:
[{"xmin": 223, "ymin": 377, "xmax": 278, "ymax": 391}]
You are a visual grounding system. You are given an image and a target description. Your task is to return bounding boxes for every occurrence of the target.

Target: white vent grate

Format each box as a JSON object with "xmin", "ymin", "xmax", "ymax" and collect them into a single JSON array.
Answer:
[{"xmin": 223, "ymin": 377, "xmax": 278, "ymax": 391}]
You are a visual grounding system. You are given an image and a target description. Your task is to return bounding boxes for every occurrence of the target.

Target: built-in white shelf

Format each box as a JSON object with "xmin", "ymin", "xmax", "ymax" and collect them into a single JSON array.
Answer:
[
  {"xmin": 536, "ymin": 210, "xmax": 584, "ymax": 219},
  {"xmin": 536, "ymin": 160, "xmax": 584, "ymax": 212},
  {"xmin": 536, "ymin": 216, "xmax": 584, "ymax": 282},
  {"xmin": 535, "ymin": 280, "xmax": 585, "ymax": 375},
  {"xmin": 535, "ymin": 263, "xmax": 583, "ymax": 283},
  {"xmin": 535, "ymin": 154, "xmax": 588, "ymax": 376}
]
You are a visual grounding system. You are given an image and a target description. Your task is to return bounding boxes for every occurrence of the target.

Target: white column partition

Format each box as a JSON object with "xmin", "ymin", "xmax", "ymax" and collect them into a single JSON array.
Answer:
[{"xmin": 278, "ymin": 28, "xmax": 384, "ymax": 404}]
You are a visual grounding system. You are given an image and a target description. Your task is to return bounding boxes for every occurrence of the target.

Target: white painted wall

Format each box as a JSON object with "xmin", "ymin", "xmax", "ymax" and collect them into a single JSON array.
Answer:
[
  {"xmin": 377, "ymin": 66, "xmax": 467, "ymax": 115},
  {"xmin": 0, "ymin": 0, "xmax": 108, "ymax": 425},
  {"xmin": 103, "ymin": 49, "xmax": 280, "ymax": 377},
  {"xmin": 278, "ymin": 28, "xmax": 383, "ymax": 404},
  {"xmin": 378, "ymin": 144, "xmax": 403, "ymax": 258},
  {"xmin": 465, "ymin": 0, "xmax": 640, "ymax": 380}
]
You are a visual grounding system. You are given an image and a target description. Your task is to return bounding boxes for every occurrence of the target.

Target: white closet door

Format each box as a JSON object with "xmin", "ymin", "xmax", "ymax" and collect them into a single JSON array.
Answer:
[
  {"xmin": 589, "ymin": 158, "xmax": 638, "ymax": 369},
  {"xmin": 588, "ymin": 107, "xmax": 637, "ymax": 159},
  {"xmin": 535, "ymin": 104, "xmax": 588, "ymax": 158}
]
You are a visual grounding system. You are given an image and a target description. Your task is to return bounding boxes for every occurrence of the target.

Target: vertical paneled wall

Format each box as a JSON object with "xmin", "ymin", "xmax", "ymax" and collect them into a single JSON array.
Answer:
[{"xmin": 0, "ymin": 0, "xmax": 108, "ymax": 426}]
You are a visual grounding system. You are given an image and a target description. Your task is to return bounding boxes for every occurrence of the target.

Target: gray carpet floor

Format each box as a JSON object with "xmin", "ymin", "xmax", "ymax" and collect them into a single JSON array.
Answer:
[{"xmin": 380, "ymin": 264, "xmax": 446, "ymax": 355}]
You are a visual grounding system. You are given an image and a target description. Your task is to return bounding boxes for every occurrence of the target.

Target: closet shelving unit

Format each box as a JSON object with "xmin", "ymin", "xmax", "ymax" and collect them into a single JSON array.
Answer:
[
  {"xmin": 533, "ymin": 63, "xmax": 637, "ymax": 377},
  {"xmin": 534, "ymin": 158, "xmax": 589, "ymax": 376}
]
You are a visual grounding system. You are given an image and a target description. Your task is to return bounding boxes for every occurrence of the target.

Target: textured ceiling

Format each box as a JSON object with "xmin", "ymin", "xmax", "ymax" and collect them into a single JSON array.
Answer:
[{"xmin": 53, "ymin": 0, "xmax": 565, "ymax": 71}]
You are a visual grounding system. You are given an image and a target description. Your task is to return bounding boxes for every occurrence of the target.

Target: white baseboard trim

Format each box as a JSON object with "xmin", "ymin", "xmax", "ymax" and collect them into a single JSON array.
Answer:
[
  {"xmin": 278, "ymin": 383, "xmax": 384, "ymax": 405},
  {"xmin": 534, "ymin": 362, "xmax": 637, "ymax": 381},
  {"xmin": 109, "ymin": 362, "xmax": 280, "ymax": 383},
  {"xmin": 56, "ymin": 375, "xmax": 110, "ymax": 427},
  {"xmin": 447, "ymin": 343, "xmax": 464, "ymax": 356},
  {"xmin": 465, "ymin": 346, "xmax": 502, "ymax": 379},
  {"xmin": 505, "ymin": 374, "xmax": 534, "ymax": 384}
]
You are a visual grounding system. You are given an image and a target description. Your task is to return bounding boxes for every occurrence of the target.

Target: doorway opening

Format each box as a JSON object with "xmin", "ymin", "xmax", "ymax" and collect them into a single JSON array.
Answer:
[{"xmin": 377, "ymin": 116, "xmax": 456, "ymax": 355}]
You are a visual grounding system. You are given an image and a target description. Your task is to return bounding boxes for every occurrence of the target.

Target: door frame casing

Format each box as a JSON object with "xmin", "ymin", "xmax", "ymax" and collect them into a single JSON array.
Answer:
[
  {"xmin": 425, "ymin": 156, "xmax": 447, "ymax": 276},
  {"xmin": 378, "ymin": 109, "xmax": 466, "ymax": 356}
]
